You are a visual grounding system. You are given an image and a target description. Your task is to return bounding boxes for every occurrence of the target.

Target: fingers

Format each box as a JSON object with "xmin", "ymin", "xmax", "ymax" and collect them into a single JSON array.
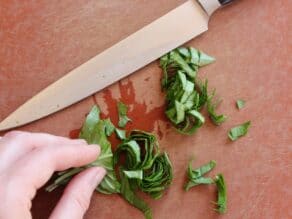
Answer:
[
  {"xmin": 49, "ymin": 167, "xmax": 106, "ymax": 219},
  {"xmin": 8, "ymin": 142, "xmax": 101, "ymax": 196},
  {"xmin": 0, "ymin": 131, "xmax": 86, "ymax": 171}
]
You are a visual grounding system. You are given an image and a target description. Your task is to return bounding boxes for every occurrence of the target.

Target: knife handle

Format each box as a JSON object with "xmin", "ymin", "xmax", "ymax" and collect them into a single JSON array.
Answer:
[
  {"xmin": 198, "ymin": 0, "xmax": 235, "ymax": 16},
  {"xmin": 219, "ymin": 0, "xmax": 234, "ymax": 5}
]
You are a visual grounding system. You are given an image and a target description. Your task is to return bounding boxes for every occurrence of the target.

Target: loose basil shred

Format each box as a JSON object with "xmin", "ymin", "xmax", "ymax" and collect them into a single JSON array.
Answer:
[
  {"xmin": 115, "ymin": 128, "xmax": 127, "ymax": 140},
  {"xmin": 118, "ymin": 101, "xmax": 131, "ymax": 128},
  {"xmin": 214, "ymin": 174, "xmax": 227, "ymax": 214},
  {"xmin": 236, "ymin": 99, "xmax": 245, "ymax": 109},
  {"xmin": 120, "ymin": 171, "xmax": 152, "ymax": 219},
  {"xmin": 160, "ymin": 47, "xmax": 226, "ymax": 134},
  {"xmin": 184, "ymin": 160, "xmax": 227, "ymax": 214},
  {"xmin": 185, "ymin": 160, "xmax": 216, "ymax": 191},
  {"xmin": 228, "ymin": 121, "xmax": 251, "ymax": 141},
  {"xmin": 104, "ymin": 118, "xmax": 115, "ymax": 136},
  {"xmin": 207, "ymin": 90, "xmax": 227, "ymax": 125}
]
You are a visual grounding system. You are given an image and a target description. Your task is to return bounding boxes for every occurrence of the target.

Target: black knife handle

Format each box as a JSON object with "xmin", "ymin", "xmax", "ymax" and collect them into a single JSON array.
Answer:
[
  {"xmin": 219, "ymin": 0, "xmax": 234, "ymax": 5},
  {"xmin": 198, "ymin": 0, "xmax": 236, "ymax": 16}
]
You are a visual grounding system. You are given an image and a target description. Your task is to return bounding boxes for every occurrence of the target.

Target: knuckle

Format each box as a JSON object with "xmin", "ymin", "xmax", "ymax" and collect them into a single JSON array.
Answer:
[{"xmin": 4, "ymin": 131, "xmax": 29, "ymax": 140}]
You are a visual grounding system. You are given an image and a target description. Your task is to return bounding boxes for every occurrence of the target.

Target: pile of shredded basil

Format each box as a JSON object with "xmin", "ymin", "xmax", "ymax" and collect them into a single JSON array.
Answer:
[
  {"xmin": 160, "ymin": 47, "xmax": 227, "ymax": 134},
  {"xmin": 47, "ymin": 105, "xmax": 172, "ymax": 219}
]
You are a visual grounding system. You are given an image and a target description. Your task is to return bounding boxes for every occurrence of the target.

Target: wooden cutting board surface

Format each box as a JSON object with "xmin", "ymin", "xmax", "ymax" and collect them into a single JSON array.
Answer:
[{"xmin": 0, "ymin": 0, "xmax": 291, "ymax": 218}]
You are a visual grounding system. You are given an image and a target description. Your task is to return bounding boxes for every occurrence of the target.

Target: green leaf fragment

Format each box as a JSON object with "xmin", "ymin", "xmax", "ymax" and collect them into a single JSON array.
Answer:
[
  {"xmin": 188, "ymin": 160, "xmax": 216, "ymax": 179},
  {"xmin": 185, "ymin": 160, "xmax": 216, "ymax": 191},
  {"xmin": 115, "ymin": 128, "xmax": 127, "ymax": 140},
  {"xmin": 207, "ymin": 90, "xmax": 227, "ymax": 125},
  {"xmin": 185, "ymin": 177, "xmax": 214, "ymax": 191},
  {"xmin": 214, "ymin": 174, "xmax": 227, "ymax": 214},
  {"xmin": 104, "ymin": 118, "xmax": 115, "ymax": 136},
  {"xmin": 118, "ymin": 101, "xmax": 131, "ymax": 128},
  {"xmin": 236, "ymin": 99, "xmax": 245, "ymax": 109},
  {"xmin": 228, "ymin": 121, "xmax": 251, "ymax": 141},
  {"xmin": 123, "ymin": 170, "xmax": 143, "ymax": 179},
  {"xmin": 120, "ymin": 171, "xmax": 152, "ymax": 219}
]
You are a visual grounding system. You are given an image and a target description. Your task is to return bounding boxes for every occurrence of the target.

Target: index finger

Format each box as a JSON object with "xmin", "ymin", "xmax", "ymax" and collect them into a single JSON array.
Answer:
[{"xmin": 6, "ymin": 143, "xmax": 100, "ymax": 198}]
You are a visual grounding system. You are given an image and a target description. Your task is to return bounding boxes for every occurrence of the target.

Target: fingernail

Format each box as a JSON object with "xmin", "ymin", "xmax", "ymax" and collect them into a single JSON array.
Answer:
[
  {"xmin": 73, "ymin": 139, "xmax": 87, "ymax": 144},
  {"xmin": 88, "ymin": 144, "xmax": 101, "ymax": 154}
]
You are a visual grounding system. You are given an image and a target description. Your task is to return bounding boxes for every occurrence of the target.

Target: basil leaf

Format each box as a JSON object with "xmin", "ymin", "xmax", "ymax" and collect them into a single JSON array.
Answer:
[
  {"xmin": 207, "ymin": 90, "xmax": 227, "ymax": 125},
  {"xmin": 236, "ymin": 99, "xmax": 245, "ymax": 109},
  {"xmin": 160, "ymin": 47, "xmax": 220, "ymax": 135},
  {"xmin": 115, "ymin": 128, "xmax": 127, "ymax": 140},
  {"xmin": 185, "ymin": 177, "xmax": 214, "ymax": 191},
  {"xmin": 120, "ymin": 171, "xmax": 152, "ymax": 219},
  {"xmin": 104, "ymin": 118, "xmax": 115, "ymax": 136},
  {"xmin": 123, "ymin": 170, "xmax": 143, "ymax": 179},
  {"xmin": 189, "ymin": 47, "xmax": 215, "ymax": 67},
  {"xmin": 196, "ymin": 79, "xmax": 208, "ymax": 109},
  {"xmin": 228, "ymin": 121, "xmax": 251, "ymax": 141},
  {"xmin": 114, "ymin": 140, "xmax": 141, "ymax": 169},
  {"xmin": 188, "ymin": 160, "xmax": 216, "ymax": 179},
  {"xmin": 46, "ymin": 168, "xmax": 83, "ymax": 192},
  {"xmin": 115, "ymin": 131, "xmax": 160, "ymax": 171},
  {"xmin": 115, "ymin": 131, "xmax": 173, "ymax": 214},
  {"xmin": 139, "ymin": 152, "xmax": 173, "ymax": 199},
  {"xmin": 46, "ymin": 106, "xmax": 121, "ymax": 194},
  {"xmin": 79, "ymin": 105, "xmax": 100, "ymax": 141},
  {"xmin": 214, "ymin": 174, "xmax": 227, "ymax": 214},
  {"xmin": 118, "ymin": 101, "xmax": 131, "ymax": 128},
  {"xmin": 185, "ymin": 160, "xmax": 216, "ymax": 191},
  {"xmin": 85, "ymin": 120, "xmax": 120, "ymax": 194}
]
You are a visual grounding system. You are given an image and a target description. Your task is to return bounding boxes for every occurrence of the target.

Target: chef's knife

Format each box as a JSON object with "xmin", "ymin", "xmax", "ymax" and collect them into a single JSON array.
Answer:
[{"xmin": 0, "ymin": 0, "xmax": 235, "ymax": 131}]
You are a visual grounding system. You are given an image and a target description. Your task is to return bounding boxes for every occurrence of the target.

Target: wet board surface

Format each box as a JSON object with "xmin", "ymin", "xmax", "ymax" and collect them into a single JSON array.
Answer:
[{"xmin": 0, "ymin": 0, "xmax": 291, "ymax": 218}]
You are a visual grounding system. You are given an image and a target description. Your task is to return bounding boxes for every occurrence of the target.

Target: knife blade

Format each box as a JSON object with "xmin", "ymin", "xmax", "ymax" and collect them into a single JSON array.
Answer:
[{"xmin": 0, "ymin": 0, "xmax": 234, "ymax": 131}]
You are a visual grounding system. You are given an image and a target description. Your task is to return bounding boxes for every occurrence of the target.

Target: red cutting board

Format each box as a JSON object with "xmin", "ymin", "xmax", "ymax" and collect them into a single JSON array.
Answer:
[{"xmin": 0, "ymin": 0, "xmax": 291, "ymax": 218}]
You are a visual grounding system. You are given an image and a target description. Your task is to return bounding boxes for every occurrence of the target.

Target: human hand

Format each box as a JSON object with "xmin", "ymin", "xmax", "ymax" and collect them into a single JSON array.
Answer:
[{"xmin": 0, "ymin": 131, "xmax": 106, "ymax": 219}]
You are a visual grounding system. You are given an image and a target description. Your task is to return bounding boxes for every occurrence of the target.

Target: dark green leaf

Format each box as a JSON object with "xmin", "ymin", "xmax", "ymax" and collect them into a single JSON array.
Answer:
[
  {"xmin": 120, "ymin": 171, "xmax": 152, "ymax": 219},
  {"xmin": 118, "ymin": 101, "xmax": 131, "ymax": 128},
  {"xmin": 114, "ymin": 131, "xmax": 159, "ymax": 171},
  {"xmin": 139, "ymin": 152, "xmax": 173, "ymax": 199},
  {"xmin": 214, "ymin": 174, "xmax": 227, "ymax": 214},
  {"xmin": 228, "ymin": 121, "xmax": 251, "ymax": 141},
  {"xmin": 236, "ymin": 99, "xmax": 245, "ymax": 109},
  {"xmin": 115, "ymin": 131, "xmax": 173, "ymax": 200},
  {"xmin": 114, "ymin": 140, "xmax": 141, "ymax": 169}
]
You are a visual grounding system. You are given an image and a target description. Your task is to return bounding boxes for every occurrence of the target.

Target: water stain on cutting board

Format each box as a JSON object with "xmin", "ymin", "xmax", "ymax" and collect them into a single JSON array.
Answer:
[{"xmin": 70, "ymin": 78, "xmax": 171, "ymax": 142}]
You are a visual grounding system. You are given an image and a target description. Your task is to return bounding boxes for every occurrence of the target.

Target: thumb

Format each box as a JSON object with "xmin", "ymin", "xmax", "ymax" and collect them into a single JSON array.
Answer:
[{"xmin": 49, "ymin": 167, "xmax": 106, "ymax": 219}]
